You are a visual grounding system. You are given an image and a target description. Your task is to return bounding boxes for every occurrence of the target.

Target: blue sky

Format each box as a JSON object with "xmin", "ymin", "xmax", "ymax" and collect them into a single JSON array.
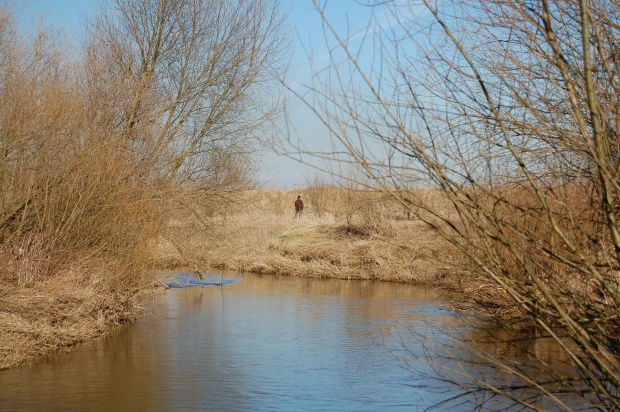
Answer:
[{"xmin": 20, "ymin": 0, "xmax": 399, "ymax": 189}]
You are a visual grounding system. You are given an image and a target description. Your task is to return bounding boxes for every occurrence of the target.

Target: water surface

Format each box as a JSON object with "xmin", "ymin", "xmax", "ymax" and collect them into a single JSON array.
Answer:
[{"xmin": 0, "ymin": 272, "xmax": 584, "ymax": 411}]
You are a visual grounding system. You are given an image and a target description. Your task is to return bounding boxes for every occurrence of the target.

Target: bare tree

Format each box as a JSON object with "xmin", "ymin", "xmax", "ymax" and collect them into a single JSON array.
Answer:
[
  {"xmin": 77, "ymin": 0, "xmax": 291, "ymax": 270},
  {"xmin": 289, "ymin": 0, "xmax": 620, "ymax": 409},
  {"xmin": 84, "ymin": 0, "xmax": 289, "ymax": 188}
]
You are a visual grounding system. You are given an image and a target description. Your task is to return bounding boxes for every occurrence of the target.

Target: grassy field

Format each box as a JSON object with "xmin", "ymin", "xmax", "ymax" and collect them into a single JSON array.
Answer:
[{"xmin": 154, "ymin": 188, "xmax": 515, "ymax": 317}]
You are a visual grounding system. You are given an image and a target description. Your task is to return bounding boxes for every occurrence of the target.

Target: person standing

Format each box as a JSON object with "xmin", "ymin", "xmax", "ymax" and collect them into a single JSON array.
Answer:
[{"xmin": 294, "ymin": 195, "xmax": 304, "ymax": 219}]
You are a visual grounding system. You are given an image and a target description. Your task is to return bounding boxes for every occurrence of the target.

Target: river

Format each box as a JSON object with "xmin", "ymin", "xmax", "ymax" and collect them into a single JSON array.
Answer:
[{"xmin": 0, "ymin": 271, "xmax": 589, "ymax": 411}]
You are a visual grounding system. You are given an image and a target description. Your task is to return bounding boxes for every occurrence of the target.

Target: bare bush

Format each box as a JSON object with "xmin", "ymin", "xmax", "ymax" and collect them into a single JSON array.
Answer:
[
  {"xmin": 0, "ymin": 0, "xmax": 289, "ymax": 368},
  {"xmin": 303, "ymin": 173, "xmax": 331, "ymax": 217},
  {"xmin": 289, "ymin": 0, "xmax": 620, "ymax": 408}
]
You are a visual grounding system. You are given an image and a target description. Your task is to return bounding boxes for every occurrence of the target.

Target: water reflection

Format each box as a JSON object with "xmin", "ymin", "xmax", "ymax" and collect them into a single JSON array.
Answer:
[{"xmin": 0, "ymin": 272, "xmax": 585, "ymax": 411}]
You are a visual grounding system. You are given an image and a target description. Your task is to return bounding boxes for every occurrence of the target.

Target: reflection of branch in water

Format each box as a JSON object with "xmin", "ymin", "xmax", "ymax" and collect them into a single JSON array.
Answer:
[
  {"xmin": 220, "ymin": 273, "xmax": 225, "ymax": 311},
  {"xmin": 386, "ymin": 318, "xmax": 593, "ymax": 411}
]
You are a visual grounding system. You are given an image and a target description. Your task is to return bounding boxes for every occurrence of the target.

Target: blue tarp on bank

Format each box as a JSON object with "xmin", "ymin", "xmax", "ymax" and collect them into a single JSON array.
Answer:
[{"xmin": 160, "ymin": 272, "xmax": 238, "ymax": 288}]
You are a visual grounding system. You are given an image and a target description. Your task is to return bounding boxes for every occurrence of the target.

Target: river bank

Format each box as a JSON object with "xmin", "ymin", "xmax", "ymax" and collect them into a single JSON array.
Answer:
[
  {"xmin": 0, "ymin": 188, "xmax": 512, "ymax": 372},
  {"xmin": 0, "ymin": 190, "xmax": 158, "ymax": 370},
  {"xmin": 0, "ymin": 267, "xmax": 145, "ymax": 370},
  {"xmin": 154, "ymin": 190, "xmax": 516, "ymax": 319},
  {"xmin": 0, "ymin": 272, "xmax": 545, "ymax": 411}
]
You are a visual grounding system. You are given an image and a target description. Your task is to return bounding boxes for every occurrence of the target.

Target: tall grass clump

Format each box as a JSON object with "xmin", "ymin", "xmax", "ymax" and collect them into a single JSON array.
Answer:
[{"xmin": 303, "ymin": 173, "xmax": 333, "ymax": 217}]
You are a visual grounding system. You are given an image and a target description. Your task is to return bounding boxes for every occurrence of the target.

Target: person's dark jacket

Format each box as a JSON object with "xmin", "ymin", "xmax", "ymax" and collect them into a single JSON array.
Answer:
[{"xmin": 295, "ymin": 198, "xmax": 304, "ymax": 211}]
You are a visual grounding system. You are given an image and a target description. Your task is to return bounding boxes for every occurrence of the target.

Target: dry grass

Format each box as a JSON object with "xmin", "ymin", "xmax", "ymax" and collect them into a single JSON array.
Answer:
[
  {"xmin": 0, "ymin": 259, "xmax": 148, "ymax": 370},
  {"xmin": 164, "ymin": 214, "xmax": 450, "ymax": 281},
  {"xmin": 153, "ymin": 188, "xmax": 517, "ymax": 318}
]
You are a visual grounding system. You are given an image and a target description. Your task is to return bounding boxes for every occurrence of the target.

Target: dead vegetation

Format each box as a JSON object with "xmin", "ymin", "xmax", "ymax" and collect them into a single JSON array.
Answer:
[
  {"xmin": 0, "ymin": 263, "xmax": 142, "ymax": 370},
  {"xmin": 154, "ymin": 187, "xmax": 517, "ymax": 319},
  {"xmin": 289, "ymin": 0, "xmax": 620, "ymax": 407},
  {"xmin": 0, "ymin": 0, "xmax": 288, "ymax": 370}
]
